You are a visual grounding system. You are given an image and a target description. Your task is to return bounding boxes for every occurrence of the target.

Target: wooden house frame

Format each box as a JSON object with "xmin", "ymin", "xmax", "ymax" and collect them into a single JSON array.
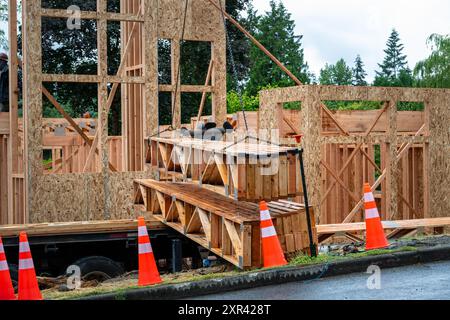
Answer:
[
  {"xmin": 0, "ymin": 0, "xmax": 448, "ymax": 235},
  {"xmin": 7, "ymin": 0, "xmax": 227, "ymax": 224},
  {"xmin": 259, "ymin": 85, "xmax": 450, "ymax": 224}
]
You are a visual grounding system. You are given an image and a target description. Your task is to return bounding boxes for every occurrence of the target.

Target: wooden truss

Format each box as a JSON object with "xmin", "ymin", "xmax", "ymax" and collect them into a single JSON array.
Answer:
[
  {"xmin": 147, "ymin": 136, "xmax": 303, "ymax": 202},
  {"xmin": 134, "ymin": 179, "xmax": 317, "ymax": 269}
]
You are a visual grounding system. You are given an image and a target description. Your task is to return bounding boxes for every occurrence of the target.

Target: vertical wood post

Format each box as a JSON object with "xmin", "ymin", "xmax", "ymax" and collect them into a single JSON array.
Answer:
[
  {"xmin": 171, "ymin": 39, "xmax": 181, "ymax": 128},
  {"xmin": 144, "ymin": 0, "xmax": 159, "ymax": 137},
  {"xmin": 7, "ymin": 0, "xmax": 19, "ymax": 224},
  {"xmin": 301, "ymin": 86, "xmax": 322, "ymax": 222},
  {"xmin": 97, "ymin": 0, "xmax": 110, "ymax": 218},
  {"xmin": 23, "ymin": 0, "xmax": 42, "ymax": 223},
  {"xmin": 386, "ymin": 100, "xmax": 398, "ymax": 219}
]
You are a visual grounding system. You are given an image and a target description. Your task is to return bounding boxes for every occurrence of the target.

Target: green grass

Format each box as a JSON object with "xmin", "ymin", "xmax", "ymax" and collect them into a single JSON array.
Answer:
[
  {"xmin": 44, "ymin": 270, "xmax": 244, "ymax": 300},
  {"xmin": 290, "ymin": 246, "xmax": 417, "ymax": 266}
]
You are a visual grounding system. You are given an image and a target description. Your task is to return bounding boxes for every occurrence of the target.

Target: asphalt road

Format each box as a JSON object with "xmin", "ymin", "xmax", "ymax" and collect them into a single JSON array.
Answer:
[{"xmin": 192, "ymin": 260, "xmax": 450, "ymax": 300}]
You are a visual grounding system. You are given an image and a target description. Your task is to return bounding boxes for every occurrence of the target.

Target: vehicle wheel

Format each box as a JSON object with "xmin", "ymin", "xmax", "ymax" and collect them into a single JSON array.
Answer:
[{"xmin": 69, "ymin": 256, "xmax": 125, "ymax": 282}]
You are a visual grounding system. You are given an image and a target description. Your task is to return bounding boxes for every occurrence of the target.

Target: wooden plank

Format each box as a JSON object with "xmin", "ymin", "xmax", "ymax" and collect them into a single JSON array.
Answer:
[
  {"xmin": 175, "ymin": 200, "xmax": 186, "ymax": 225},
  {"xmin": 222, "ymin": 218, "xmax": 232, "ymax": 256},
  {"xmin": 214, "ymin": 154, "xmax": 228, "ymax": 186},
  {"xmin": 241, "ymin": 224, "xmax": 253, "ymax": 267},
  {"xmin": 186, "ymin": 208, "xmax": 202, "ymax": 234},
  {"xmin": 285, "ymin": 234, "xmax": 295, "ymax": 252},
  {"xmin": 0, "ymin": 219, "xmax": 165, "ymax": 238},
  {"xmin": 224, "ymin": 219, "xmax": 242, "ymax": 256},
  {"xmin": 196, "ymin": 59, "xmax": 214, "ymax": 125},
  {"xmin": 287, "ymin": 152, "xmax": 296, "ymax": 196},
  {"xmin": 247, "ymin": 157, "xmax": 256, "ymax": 201},
  {"xmin": 210, "ymin": 214, "xmax": 221, "ymax": 249},
  {"xmin": 155, "ymin": 191, "xmax": 166, "ymax": 215},
  {"xmin": 0, "ymin": 113, "xmax": 9, "ymax": 134},
  {"xmin": 198, "ymin": 208, "xmax": 212, "ymax": 242},
  {"xmin": 8, "ymin": 0, "xmax": 20, "ymax": 224},
  {"xmin": 317, "ymin": 217, "xmax": 450, "ymax": 236}
]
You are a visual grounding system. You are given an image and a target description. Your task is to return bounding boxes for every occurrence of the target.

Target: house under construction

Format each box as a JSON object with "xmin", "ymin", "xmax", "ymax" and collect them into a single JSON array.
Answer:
[{"xmin": 0, "ymin": 0, "xmax": 449, "ymax": 270}]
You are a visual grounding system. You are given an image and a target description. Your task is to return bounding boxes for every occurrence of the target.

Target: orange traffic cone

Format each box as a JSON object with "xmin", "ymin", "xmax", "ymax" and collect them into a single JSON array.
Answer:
[
  {"xmin": 137, "ymin": 217, "xmax": 162, "ymax": 286},
  {"xmin": 0, "ymin": 237, "xmax": 16, "ymax": 300},
  {"xmin": 364, "ymin": 183, "xmax": 389, "ymax": 251},
  {"xmin": 18, "ymin": 232, "xmax": 42, "ymax": 300},
  {"xmin": 260, "ymin": 201, "xmax": 287, "ymax": 268}
]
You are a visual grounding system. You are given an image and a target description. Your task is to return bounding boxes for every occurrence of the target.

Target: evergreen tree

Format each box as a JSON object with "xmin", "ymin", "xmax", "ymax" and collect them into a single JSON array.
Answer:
[
  {"xmin": 374, "ymin": 29, "xmax": 413, "ymax": 87},
  {"xmin": 353, "ymin": 55, "xmax": 367, "ymax": 86},
  {"xmin": 245, "ymin": 0, "xmax": 310, "ymax": 96},
  {"xmin": 319, "ymin": 58, "xmax": 352, "ymax": 85}
]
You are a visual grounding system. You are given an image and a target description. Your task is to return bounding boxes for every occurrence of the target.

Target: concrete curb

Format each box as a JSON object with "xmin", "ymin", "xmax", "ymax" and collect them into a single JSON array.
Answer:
[{"xmin": 83, "ymin": 245, "xmax": 450, "ymax": 300}]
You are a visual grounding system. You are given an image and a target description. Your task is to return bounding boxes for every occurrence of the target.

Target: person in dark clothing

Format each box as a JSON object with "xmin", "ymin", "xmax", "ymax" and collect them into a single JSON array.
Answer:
[{"xmin": 0, "ymin": 53, "xmax": 9, "ymax": 112}]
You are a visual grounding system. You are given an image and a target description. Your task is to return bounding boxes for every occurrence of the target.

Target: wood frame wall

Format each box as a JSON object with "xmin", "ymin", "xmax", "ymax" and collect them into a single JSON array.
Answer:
[
  {"xmin": 3, "ymin": 1, "xmax": 448, "ymax": 228},
  {"xmin": 259, "ymin": 85, "xmax": 450, "ymax": 224},
  {"xmin": 17, "ymin": 0, "xmax": 227, "ymax": 223}
]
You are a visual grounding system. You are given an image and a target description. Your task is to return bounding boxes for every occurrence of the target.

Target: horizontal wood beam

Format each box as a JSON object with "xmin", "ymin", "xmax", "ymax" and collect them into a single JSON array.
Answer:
[
  {"xmin": 317, "ymin": 217, "xmax": 450, "ymax": 237},
  {"xmin": 42, "ymin": 74, "xmax": 145, "ymax": 84},
  {"xmin": 40, "ymin": 8, "xmax": 144, "ymax": 22},
  {"xmin": 159, "ymin": 84, "xmax": 214, "ymax": 93}
]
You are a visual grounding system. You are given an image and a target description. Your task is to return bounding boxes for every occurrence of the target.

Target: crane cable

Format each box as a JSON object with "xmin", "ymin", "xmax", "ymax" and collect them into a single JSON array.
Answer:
[
  {"xmin": 218, "ymin": 0, "xmax": 249, "ymax": 132},
  {"xmin": 217, "ymin": 0, "xmax": 282, "ymax": 151},
  {"xmin": 170, "ymin": 0, "xmax": 190, "ymax": 129}
]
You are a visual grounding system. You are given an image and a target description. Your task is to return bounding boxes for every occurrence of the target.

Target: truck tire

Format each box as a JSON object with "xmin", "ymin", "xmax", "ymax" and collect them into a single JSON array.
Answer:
[{"xmin": 70, "ymin": 256, "xmax": 125, "ymax": 281}]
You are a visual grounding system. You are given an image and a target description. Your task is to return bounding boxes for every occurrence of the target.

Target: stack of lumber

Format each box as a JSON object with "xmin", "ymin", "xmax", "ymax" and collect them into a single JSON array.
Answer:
[
  {"xmin": 317, "ymin": 218, "xmax": 450, "ymax": 243},
  {"xmin": 134, "ymin": 179, "xmax": 317, "ymax": 269},
  {"xmin": 0, "ymin": 219, "xmax": 165, "ymax": 238},
  {"xmin": 146, "ymin": 136, "xmax": 303, "ymax": 202}
]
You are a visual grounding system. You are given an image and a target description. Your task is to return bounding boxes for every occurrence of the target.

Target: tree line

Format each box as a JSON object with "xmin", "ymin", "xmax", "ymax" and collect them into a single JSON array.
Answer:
[
  {"xmin": 227, "ymin": 1, "xmax": 450, "ymax": 113},
  {"xmin": 0, "ymin": 0, "xmax": 449, "ymax": 130}
]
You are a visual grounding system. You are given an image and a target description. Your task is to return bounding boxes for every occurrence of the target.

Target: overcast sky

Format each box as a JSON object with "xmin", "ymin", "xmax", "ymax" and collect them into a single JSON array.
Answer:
[
  {"xmin": 251, "ymin": 0, "xmax": 450, "ymax": 82},
  {"xmin": 2, "ymin": 1, "xmax": 448, "ymax": 82}
]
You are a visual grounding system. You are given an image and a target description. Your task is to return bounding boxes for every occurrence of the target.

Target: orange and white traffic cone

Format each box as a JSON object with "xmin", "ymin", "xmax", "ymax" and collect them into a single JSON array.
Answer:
[
  {"xmin": 364, "ymin": 183, "xmax": 389, "ymax": 251},
  {"xmin": 0, "ymin": 237, "xmax": 16, "ymax": 300},
  {"xmin": 260, "ymin": 201, "xmax": 287, "ymax": 268},
  {"xmin": 137, "ymin": 217, "xmax": 162, "ymax": 286},
  {"xmin": 18, "ymin": 232, "xmax": 42, "ymax": 300}
]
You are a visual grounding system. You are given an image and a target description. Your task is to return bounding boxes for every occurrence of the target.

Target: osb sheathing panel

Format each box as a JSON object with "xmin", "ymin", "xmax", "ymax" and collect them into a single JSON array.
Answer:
[
  {"xmin": 143, "ymin": 0, "xmax": 159, "ymax": 136},
  {"xmin": 23, "ymin": 0, "xmax": 43, "ymax": 223},
  {"xmin": 106, "ymin": 171, "xmax": 151, "ymax": 220},
  {"xmin": 428, "ymin": 92, "xmax": 450, "ymax": 218},
  {"xmin": 259, "ymin": 85, "xmax": 450, "ymax": 221},
  {"xmin": 32, "ymin": 174, "xmax": 103, "ymax": 223},
  {"xmin": 23, "ymin": 0, "xmax": 225, "ymax": 223},
  {"xmin": 301, "ymin": 87, "xmax": 323, "ymax": 219},
  {"xmin": 158, "ymin": 0, "xmax": 227, "ymax": 124},
  {"xmin": 158, "ymin": 0, "xmax": 225, "ymax": 41},
  {"xmin": 31, "ymin": 172, "xmax": 150, "ymax": 223}
]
